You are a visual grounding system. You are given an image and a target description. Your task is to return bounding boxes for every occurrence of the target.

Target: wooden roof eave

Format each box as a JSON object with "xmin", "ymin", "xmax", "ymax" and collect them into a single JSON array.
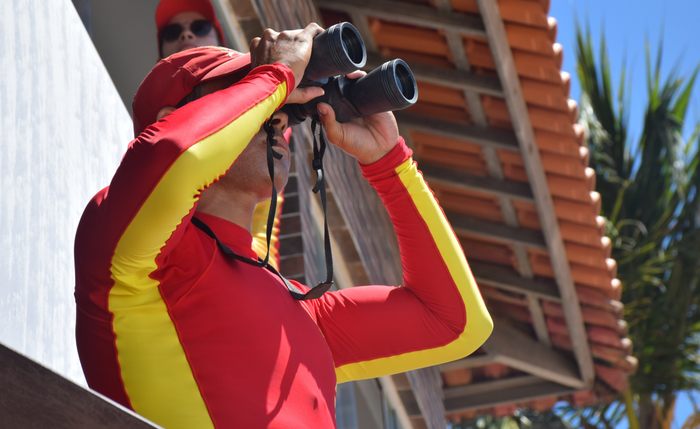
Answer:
[
  {"xmin": 310, "ymin": 0, "xmax": 598, "ymax": 426},
  {"xmin": 474, "ymin": 0, "xmax": 595, "ymax": 388}
]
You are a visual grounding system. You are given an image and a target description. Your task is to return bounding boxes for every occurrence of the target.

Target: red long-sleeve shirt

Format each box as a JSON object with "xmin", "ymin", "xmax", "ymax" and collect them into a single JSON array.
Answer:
[{"xmin": 74, "ymin": 63, "xmax": 492, "ymax": 428}]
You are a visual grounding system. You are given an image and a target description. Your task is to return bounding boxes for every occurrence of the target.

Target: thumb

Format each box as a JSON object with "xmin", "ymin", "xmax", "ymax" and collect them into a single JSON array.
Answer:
[
  {"xmin": 317, "ymin": 103, "xmax": 343, "ymax": 145},
  {"xmin": 286, "ymin": 86, "xmax": 324, "ymax": 104}
]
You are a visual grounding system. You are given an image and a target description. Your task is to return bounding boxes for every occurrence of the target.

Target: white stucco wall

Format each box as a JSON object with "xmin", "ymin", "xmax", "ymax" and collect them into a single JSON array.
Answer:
[{"xmin": 0, "ymin": 0, "xmax": 132, "ymax": 384}]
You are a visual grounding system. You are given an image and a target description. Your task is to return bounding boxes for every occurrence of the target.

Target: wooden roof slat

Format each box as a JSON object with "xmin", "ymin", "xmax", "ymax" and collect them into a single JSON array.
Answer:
[
  {"xmin": 406, "ymin": 368, "xmax": 447, "ymax": 429},
  {"xmin": 395, "ymin": 111, "xmax": 519, "ymax": 150},
  {"xmin": 475, "ymin": 0, "xmax": 594, "ymax": 387},
  {"xmin": 439, "ymin": 353, "xmax": 498, "ymax": 372},
  {"xmin": 447, "ymin": 211, "xmax": 547, "ymax": 249},
  {"xmin": 443, "ymin": 374, "xmax": 540, "ymax": 399},
  {"xmin": 442, "ymin": 379, "xmax": 575, "ymax": 414},
  {"xmin": 418, "ymin": 163, "xmax": 533, "ymax": 202},
  {"xmin": 483, "ymin": 318, "xmax": 586, "ymax": 389},
  {"xmin": 365, "ymin": 52, "xmax": 504, "ymax": 97},
  {"xmin": 469, "ymin": 260, "xmax": 560, "ymax": 301},
  {"xmin": 316, "ymin": 0, "xmax": 486, "ymax": 36}
]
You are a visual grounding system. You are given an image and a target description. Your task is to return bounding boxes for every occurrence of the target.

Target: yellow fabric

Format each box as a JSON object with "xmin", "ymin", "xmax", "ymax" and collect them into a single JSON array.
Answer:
[
  {"xmin": 334, "ymin": 159, "xmax": 493, "ymax": 383},
  {"xmin": 251, "ymin": 194, "xmax": 284, "ymax": 270},
  {"xmin": 109, "ymin": 83, "xmax": 287, "ymax": 428}
]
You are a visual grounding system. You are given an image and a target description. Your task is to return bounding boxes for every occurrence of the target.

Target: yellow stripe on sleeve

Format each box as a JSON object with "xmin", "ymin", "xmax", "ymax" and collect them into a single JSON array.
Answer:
[{"xmin": 335, "ymin": 159, "xmax": 493, "ymax": 383}]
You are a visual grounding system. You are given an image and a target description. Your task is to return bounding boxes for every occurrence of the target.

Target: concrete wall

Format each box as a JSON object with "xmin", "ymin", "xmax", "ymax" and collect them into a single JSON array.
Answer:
[{"xmin": 0, "ymin": 0, "xmax": 132, "ymax": 384}]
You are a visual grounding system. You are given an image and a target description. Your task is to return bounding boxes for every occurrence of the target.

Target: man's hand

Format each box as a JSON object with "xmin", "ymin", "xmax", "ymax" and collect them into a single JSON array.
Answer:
[
  {"xmin": 250, "ymin": 23, "xmax": 325, "ymax": 104},
  {"xmin": 317, "ymin": 72, "xmax": 400, "ymax": 165}
]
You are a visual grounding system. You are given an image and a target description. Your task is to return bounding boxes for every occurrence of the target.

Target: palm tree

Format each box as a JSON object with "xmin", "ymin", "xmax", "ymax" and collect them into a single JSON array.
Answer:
[
  {"xmin": 571, "ymin": 21, "xmax": 700, "ymax": 429},
  {"xmin": 454, "ymin": 22, "xmax": 700, "ymax": 429}
]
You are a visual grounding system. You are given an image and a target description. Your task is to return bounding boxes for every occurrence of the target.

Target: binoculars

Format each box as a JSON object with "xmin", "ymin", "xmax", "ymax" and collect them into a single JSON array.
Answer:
[{"xmin": 281, "ymin": 22, "xmax": 418, "ymax": 125}]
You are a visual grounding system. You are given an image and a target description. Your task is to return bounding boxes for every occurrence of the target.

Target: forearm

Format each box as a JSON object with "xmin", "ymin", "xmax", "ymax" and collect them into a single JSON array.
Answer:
[{"xmin": 313, "ymin": 139, "xmax": 493, "ymax": 383}]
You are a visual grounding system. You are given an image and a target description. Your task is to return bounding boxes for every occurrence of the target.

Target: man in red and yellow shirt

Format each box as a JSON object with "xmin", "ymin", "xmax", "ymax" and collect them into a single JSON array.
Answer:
[{"xmin": 74, "ymin": 25, "xmax": 492, "ymax": 428}]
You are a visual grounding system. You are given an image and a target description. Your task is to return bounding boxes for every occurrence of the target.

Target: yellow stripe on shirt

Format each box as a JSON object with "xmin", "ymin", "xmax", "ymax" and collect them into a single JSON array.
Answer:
[
  {"xmin": 109, "ymin": 83, "xmax": 287, "ymax": 429},
  {"xmin": 335, "ymin": 158, "xmax": 493, "ymax": 383}
]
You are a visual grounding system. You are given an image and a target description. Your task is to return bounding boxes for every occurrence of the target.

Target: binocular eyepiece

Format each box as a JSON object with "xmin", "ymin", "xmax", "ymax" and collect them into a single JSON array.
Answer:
[{"xmin": 281, "ymin": 22, "xmax": 418, "ymax": 125}]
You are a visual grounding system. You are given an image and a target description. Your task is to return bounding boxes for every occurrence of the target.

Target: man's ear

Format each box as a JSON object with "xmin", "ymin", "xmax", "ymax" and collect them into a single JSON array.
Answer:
[{"xmin": 157, "ymin": 107, "xmax": 177, "ymax": 121}]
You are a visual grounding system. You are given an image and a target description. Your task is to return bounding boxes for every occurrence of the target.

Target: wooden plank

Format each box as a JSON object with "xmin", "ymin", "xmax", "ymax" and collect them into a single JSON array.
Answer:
[
  {"xmin": 406, "ymin": 368, "xmax": 446, "ymax": 429},
  {"xmin": 0, "ymin": 342, "xmax": 161, "ymax": 428},
  {"xmin": 447, "ymin": 212, "xmax": 547, "ymax": 249},
  {"xmin": 316, "ymin": 0, "xmax": 486, "ymax": 36},
  {"xmin": 527, "ymin": 295, "xmax": 552, "ymax": 347},
  {"xmin": 395, "ymin": 112, "xmax": 519, "ymax": 151},
  {"xmin": 211, "ymin": 0, "xmax": 250, "ymax": 52},
  {"xmin": 443, "ymin": 375, "xmax": 540, "ymax": 399},
  {"xmin": 400, "ymin": 377, "xmax": 575, "ymax": 417},
  {"xmin": 366, "ymin": 52, "xmax": 503, "ymax": 97},
  {"xmin": 378, "ymin": 376, "xmax": 415, "ymax": 429},
  {"xmin": 418, "ymin": 164, "xmax": 534, "ymax": 202},
  {"xmin": 483, "ymin": 318, "xmax": 586, "ymax": 389},
  {"xmin": 475, "ymin": 0, "xmax": 595, "ymax": 387},
  {"xmin": 438, "ymin": 354, "xmax": 498, "ymax": 372},
  {"xmin": 469, "ymin": 260, "xmax": 560, "ymax": 301},
  {"xmin": 442, "ymin": 379, "xmax": 576, "ymax": 414}
]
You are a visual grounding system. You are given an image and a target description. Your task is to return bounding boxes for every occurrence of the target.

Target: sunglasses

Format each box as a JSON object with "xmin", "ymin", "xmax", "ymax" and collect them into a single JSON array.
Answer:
[{"xmin": 161, "ymin": 20, "xmax": 214, "ymax": 42}]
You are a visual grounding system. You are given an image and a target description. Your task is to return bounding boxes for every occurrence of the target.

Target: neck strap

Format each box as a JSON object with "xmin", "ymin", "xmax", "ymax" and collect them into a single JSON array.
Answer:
[{"xmin": 190, "ymin": 216, "xmax": 330, "ymax": 300}]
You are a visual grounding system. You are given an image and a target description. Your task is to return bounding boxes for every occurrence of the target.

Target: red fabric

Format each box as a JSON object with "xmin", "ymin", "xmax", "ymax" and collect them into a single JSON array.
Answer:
[
  {"xmin": 75, "ymin": 60, "xmax": 485, "ymax": 427},
  {"xmin": 132, "ymin": 47, "xmax": 255, "ymax": 138}
]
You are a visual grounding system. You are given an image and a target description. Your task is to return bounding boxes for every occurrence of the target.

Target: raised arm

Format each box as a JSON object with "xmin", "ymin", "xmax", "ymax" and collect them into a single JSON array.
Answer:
[{"xmin": 307, "ymin": 105, "xmax": 493, "ymax": 383}]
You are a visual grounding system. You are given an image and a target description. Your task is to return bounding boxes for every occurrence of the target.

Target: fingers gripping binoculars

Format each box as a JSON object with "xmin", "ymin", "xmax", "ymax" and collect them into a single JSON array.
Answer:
[{"xmin": 281, "ymin": 22, "xmax": 418, "ymax": 125}]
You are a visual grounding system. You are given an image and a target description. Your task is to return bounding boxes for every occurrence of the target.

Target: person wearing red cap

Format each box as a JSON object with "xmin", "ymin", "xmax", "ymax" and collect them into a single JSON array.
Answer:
[
  {"xmin": 156, "ymin": 0, "xmax": 226, "ymax": 59},
  {"xmin": 74, "ymin": 24, "xmax": 492, "ymax": 429}
]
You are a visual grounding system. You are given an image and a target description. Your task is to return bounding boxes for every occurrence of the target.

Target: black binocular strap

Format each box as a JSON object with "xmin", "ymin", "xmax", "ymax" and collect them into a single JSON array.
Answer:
[
  {"xmin": 310, "ymin": 120, "xmax": 334, "ymax": 289},
  {"xmin": 188, "ymin": 115, "xmax": 333, "ymax": 301},
  {"xmin": 190, "ymin": 216, "xmax": 330, "ymax": 301}
]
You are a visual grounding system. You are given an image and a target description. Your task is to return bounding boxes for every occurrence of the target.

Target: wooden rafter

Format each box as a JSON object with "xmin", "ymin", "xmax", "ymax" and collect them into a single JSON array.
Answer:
[
  {"xmin": 395, "ymin": 112, "xmax": 520, "ymax": 151},
  {"xmin": 316, "ymin": 0, "xmax": 486, "ymax": 36},
  {"xmin": 418, "ymin": 163, "xmax": 534, "ymax": 202},
  {"xmin": 475, "ymin": 0, "xmax": 595, "ymax": 387}
]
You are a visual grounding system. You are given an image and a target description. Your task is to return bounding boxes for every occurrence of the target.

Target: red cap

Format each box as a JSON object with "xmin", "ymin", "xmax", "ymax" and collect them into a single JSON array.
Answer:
[
  {"xmin": 132, "ymin": 46, "xmax": 251, "ymax": 137},
  {"xmin": 156, "ymin": 0, "xmax": 226, "ymax": 55}
]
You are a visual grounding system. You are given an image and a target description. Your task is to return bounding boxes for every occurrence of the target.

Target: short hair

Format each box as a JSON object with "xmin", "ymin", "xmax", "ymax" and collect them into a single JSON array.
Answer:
[{"xmin": 176, "ymin": 83, "xmax": 205, "ymax": 109}]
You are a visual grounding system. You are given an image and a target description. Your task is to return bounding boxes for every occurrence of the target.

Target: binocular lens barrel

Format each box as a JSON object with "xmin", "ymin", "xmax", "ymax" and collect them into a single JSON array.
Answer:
[
  {"xmin": 303, "ymin": 23, "xmax": 366, "ymax": 82},
  {"xmin": 350, "ymin": 59, "xmax": 418, "ymax": 116},
  {"xmin": 280, "ymin": 22, "xmax": 418, "ymax": 125}
]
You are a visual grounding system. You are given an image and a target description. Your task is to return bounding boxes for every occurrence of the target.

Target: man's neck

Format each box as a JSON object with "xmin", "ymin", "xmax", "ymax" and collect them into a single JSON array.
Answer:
[{"xmin": 195, "ymin": 185, "xmax": 258, "ymax": 233}]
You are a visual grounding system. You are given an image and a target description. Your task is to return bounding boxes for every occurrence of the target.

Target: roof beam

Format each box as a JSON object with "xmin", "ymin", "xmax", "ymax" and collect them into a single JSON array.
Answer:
[
  {"xmin": 475, "ymin": 0, "xmax": 595, "ymax": 387},
  {"xmin": 399, "ymin": 377, "xmax": 575, "ymax": 417},
  {"xmin": 438, "ymin": 354, "xmax": 498, "ymax": 372},
  {"xmin": 447, "ymin": 211, "xmax": 547, "ymax": 249},
  {"xmin": 442, "ymin": 379, "xmax": 576, "ymax": 414},
  {"xmin": 406, "ymin": 368, "xmax": 446, "ymax": 429},
  {"xmin": 315, "ymin": 0, "xmax": 486, "ymax": 36},
  {"xmin": 482, "ymin": 318, "xmax": 586, "ymax": 389},
  {"xmin": 469, "ymin": 261, "xmax": 561, "ymax": 301},
  {"xmin": 419, "ymin": 164, "xmax": 533, "ymax": 202},
  {"xmin": 395, "ymin": 112, "xmax": 519, "ymax": 151},
  {"xmin": 366, "ymin": 53, "xmax": 503, "ymax": 97},
  {"xmin": 442, "ymin": 374, "xmax": 540, "ymax": 399},
  {"xmin": 378, "ymin": 376, "xmax": 414, "ymax": 429}
]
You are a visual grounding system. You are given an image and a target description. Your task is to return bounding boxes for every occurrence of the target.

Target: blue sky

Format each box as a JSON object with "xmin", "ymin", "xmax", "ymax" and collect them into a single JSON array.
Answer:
[
  {"xmin": 548, "ymin": 0, "xmax": 700, "ymax": 427},
  {"xmin": 551, "ymin": 0, "xmax": 700, "ymax": 144}
]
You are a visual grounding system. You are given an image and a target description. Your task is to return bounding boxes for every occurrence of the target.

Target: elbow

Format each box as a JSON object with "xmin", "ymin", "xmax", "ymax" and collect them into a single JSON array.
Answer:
[
  {"xmin": 458, "ymin": 309, "xmax": 494, "ymax": 359},
  {"xmin": 473, "ymin": 311, "xmax": 494, "ymax": 348}
]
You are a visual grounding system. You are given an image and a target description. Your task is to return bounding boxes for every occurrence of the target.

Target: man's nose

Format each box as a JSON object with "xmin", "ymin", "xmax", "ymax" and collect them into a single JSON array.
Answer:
[
  {"xmin": 272, "ymin": 110, "xmax": 289, "ymax": 134},
  {"xmin": 179, "ymin": 26, "xmax": 195, "ymax": 41}
]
